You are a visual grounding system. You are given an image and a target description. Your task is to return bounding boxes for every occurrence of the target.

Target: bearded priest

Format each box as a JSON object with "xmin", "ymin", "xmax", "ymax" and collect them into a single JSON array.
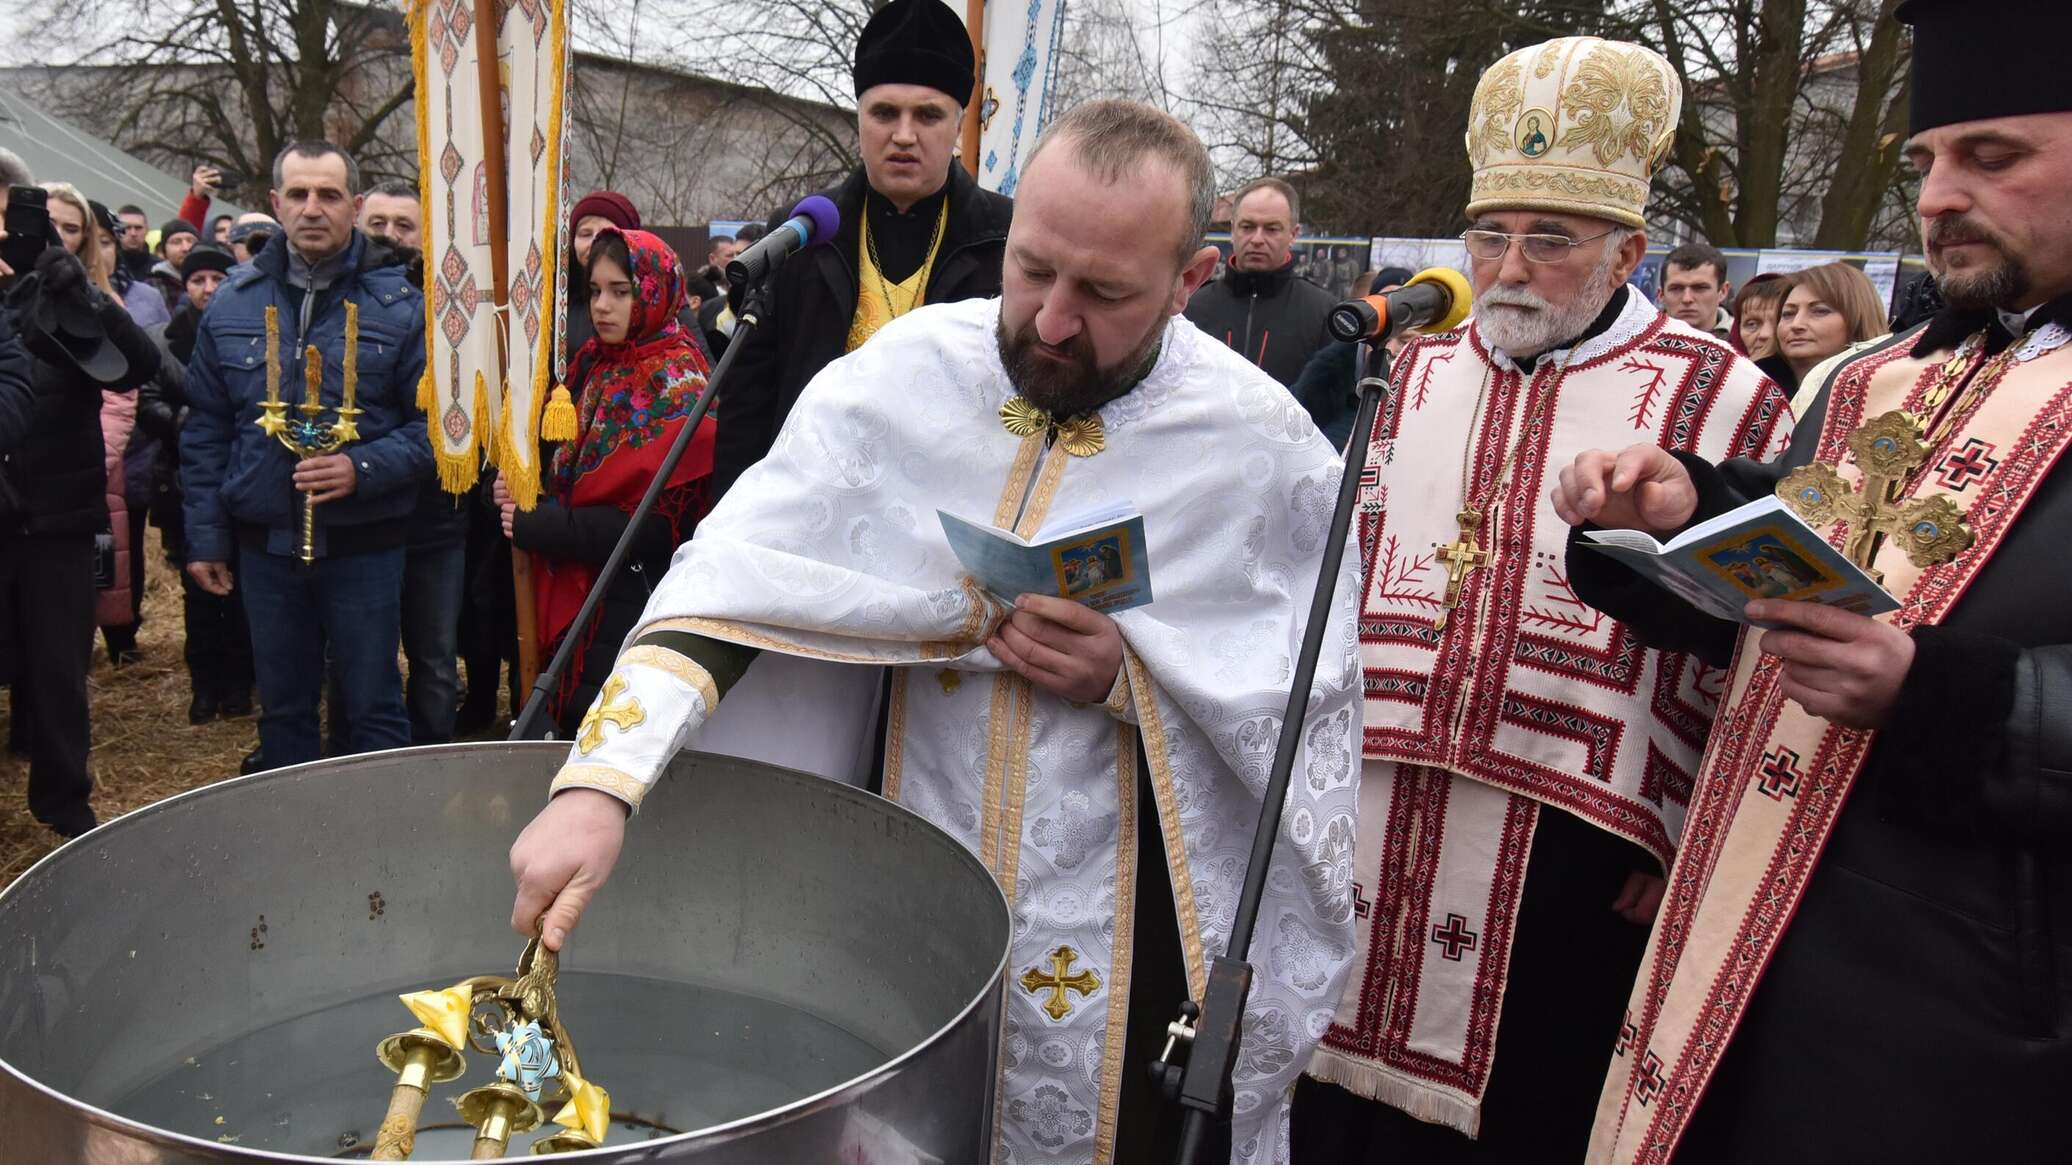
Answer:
[
  {"xmin": 1559, "ymin": 1, "xmax": 2072, "ymax": 1159},
  {"xmin": 506, "ymin": 100, "xmax": 1363, "ymax": 1165},
  {"xmin": 1294, "ymin": 38, "xmax": 1791, "ymax": 1165}
]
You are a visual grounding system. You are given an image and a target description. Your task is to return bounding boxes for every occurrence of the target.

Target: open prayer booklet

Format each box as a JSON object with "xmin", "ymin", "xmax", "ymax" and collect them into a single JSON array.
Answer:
[
  {"xmin": 939, "ymin": 500, "xmax": 1154, "ymax": 614},
  {"xmin": 1580, "ymin": 494, "xmax": 1897, "ymax": 626}
]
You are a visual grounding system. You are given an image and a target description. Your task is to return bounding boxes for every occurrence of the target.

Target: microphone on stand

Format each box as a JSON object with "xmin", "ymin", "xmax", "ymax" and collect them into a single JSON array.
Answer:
[
  {"xmin": 1327, "ymin": 267, "xmax": 1473, "ymax": 343},
  {"xmin": 725, "ymin": 194, "xmax": 841, "ymax": 288}
]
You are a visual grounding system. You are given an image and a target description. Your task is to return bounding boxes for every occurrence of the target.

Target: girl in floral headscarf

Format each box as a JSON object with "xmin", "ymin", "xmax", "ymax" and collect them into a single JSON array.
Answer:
[{"xmin": 495, "ymin": 227, "xmax": 715, "ymax": 732}]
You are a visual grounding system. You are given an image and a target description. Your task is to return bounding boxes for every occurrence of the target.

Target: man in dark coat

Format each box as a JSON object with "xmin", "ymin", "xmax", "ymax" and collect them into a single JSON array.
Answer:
[
  {"xmin": 0, "ymin": 195, "xmax": 161, "ymax": 838},
  {"xmin": 710, "ymin": 0, "xmax": 1014, "ymax": 499},
  {"xmin": 1553, "ymin": 3, "xmax": 2072, "ymax": 1156},
  {"xmin": 1182, "ymin": 176, "xmax": 1335, "ymax": 387},
  {"xmin": 180, "ymin": 141, "xmax": 430, "ymax": 771}
]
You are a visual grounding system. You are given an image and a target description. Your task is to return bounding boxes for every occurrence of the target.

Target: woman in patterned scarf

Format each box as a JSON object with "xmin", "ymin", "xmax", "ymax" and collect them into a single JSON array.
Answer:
[{"xmin": 495, "ymin": 227, "xmax": 715, "ymax": 733}]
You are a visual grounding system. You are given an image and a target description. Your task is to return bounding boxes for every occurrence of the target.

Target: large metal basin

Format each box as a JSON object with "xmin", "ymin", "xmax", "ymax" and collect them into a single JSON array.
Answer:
[{"xmin": 0, "ymin": 742, "xmax": 1009, "ymax": 1162}]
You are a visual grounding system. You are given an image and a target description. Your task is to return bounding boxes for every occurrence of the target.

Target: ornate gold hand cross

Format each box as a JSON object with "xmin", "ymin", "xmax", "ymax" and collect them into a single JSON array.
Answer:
[
  {"xmin": 1432, "ymin": 509, "xmax": 1492, "ymax": 631},
  {"xmin": 1020, "ymin": 945, "xmax": 1101, "ymax": 1021},
  {"xmin": 1776, "ymin": 410, "xmax": 1974, "ymax": 582}
]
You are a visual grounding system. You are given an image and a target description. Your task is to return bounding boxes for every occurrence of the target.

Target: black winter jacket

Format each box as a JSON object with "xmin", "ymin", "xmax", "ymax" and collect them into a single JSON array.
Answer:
[
  {"xmin": 509, "ymin": 488, "xmax": 680, "ymax": 736},
  {"xmin": 710, "ymin": 163, "xmax": 1014, "ymax": 499},
  {"xmin": 0, "ymin": 264, "xmax": 161, "ymax": 537},
  {"xmin": 1181, "ymin": 260, "xmax": 1336, "ymax": 388},
  {"xmin": 0, "ymin": 313, "xmax": 30, "ymax": 453}
]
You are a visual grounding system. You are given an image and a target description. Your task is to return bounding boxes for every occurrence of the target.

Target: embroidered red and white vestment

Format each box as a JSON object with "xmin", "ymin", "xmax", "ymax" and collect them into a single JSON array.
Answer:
[{"xmin": 1306, "ymin": 291, "xmax": 1791, "ymax": 1134}]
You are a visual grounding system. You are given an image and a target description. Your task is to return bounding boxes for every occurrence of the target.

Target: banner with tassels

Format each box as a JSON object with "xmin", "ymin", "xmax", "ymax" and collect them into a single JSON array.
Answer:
[{"xmin": 411, "ymin": 0, "xmax": 572, "ymax": 508}]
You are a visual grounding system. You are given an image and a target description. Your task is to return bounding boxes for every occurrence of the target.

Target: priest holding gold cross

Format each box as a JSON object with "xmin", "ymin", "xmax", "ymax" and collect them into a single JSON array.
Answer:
[
  {"xmin": 1295, "ymin": 37, "xmax": 1790, "ymax": 1165},
  {"xmin": 1557, "ymin": 1, "xmax": 2072, "ymax": 1158}
]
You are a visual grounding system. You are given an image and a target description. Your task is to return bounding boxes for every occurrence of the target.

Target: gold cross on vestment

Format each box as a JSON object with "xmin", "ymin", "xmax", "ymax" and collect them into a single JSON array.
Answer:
[
  {"xmin": 1432, "ymin": 509, "xmax": 1492, "ymax": 631},
  {"xmin": 576, "ymin": 676, "xmax": 646, "ymax": 754},
  {"xmin": 1019, "ymin": 945, "xmax": 1101, "ymax": 1021},
  {"xmin": 1775, "ymin": 409, "xmax": 1975, "ymax": 582}
]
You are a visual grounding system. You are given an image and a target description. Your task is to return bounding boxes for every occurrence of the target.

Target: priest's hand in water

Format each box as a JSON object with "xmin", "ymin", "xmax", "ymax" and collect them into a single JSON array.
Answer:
[
  {"xmin": 1749, "ymin": 599, "xmax": 1915, "ymax": 730},
  {"xmin": 1550, "ymin": 444, "xmax": 1699, "ymax": 537},
  {"xmin": 988, "ymin": 593, "xmax": 1124, "ymax": 704},
  {"xmin": 509, "ymin": 788, "xmax": 630, "ymax": 951}
]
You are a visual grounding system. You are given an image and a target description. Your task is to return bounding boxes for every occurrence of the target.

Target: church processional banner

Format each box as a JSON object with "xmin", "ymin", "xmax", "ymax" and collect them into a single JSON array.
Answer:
[
  {"xmin": 411, "ymin": 0, "xmax": 571, "ymax": 507},
  {"xmin": 974, "ymin": 0, "xmax": 1067, "ymax": 195}
]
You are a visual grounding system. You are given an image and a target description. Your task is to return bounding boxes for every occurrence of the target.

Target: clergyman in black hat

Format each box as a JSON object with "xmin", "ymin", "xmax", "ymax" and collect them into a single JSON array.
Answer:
[
  {"xmin": 1555, "ymin": 1, "xmax": 2072, "ymax": 1159},
  {"xmin": 709, "ymin": 0, "xmax": 1015, "ymax": 497}
]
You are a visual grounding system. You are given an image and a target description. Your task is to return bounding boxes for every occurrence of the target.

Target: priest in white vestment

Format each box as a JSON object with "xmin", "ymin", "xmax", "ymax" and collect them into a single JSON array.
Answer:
[
  {"xmin": 1294, "ymin": 37, "xmax": 1792, "ymax": 1164},
  {"xmin": 506, "ymin": 100, "xmax": 1363, "ymax": 1165}
]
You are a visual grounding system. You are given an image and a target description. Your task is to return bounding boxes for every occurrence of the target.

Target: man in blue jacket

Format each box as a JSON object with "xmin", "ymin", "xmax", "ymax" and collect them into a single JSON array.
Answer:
[{"xmin": 180, "ymin": 141, "xmax": 430, "ymax": 769}]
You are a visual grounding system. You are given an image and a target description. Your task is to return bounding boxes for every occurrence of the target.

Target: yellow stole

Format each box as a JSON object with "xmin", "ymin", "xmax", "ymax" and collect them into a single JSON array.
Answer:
[{"xmin": 846, "ymin": 202, "xmax": 949, "ymax": 353}]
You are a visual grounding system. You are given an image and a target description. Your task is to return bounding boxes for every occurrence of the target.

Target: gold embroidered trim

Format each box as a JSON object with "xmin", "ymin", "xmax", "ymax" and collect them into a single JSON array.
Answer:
[
  {"xmin": 550, "ymin": 763, "xmax": 648, "ymax": 810},
  {"xmin": 1014, "ymin": 446, "xmax": 1072, "ymax": 541},
  {"xmin": 1100, "ymin": 663, "xmax": 1134, "ymax": 722},
  {"xmin": 882, "ymin": 670, "xmax": 909, "ymax": 801},
  {"xmin": 642, "ymin": 616, "xmax": 965, "ymax": 664},
  {"xmin": 958, "ymin": 576, "xmax": 993, "ymax": 644},
  {"xmin": 1128, "ymin": 651, "xmax": 1208, "ymax": 999},
  {"xmin": 618, "ymin": 644, "xmax": 719, "ymax": 712},
  {"xmin": 992, "ymin": 432, "xmax": 1047, "ymax": 529},
  {"xmin": 996, "ymin": 674, "xmax": 1036, "ymax": 902},
  {"xmin": 977, "ymin": 673, "xmax": 1017, "ymax": 875},
  {"xmin": 1093, "ymin": 722, "xmax": 1139, "ymax": 1165}
]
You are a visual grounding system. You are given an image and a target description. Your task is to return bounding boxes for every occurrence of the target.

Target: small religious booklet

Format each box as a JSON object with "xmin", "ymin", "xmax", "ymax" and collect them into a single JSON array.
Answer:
[
  {"xmin": 938, "ymin": 500, "xmax": 1154, "ymax": 614},
  {"xmin": 1579, "ymin": 494, "xmax": 1897, "ymax": 627}
]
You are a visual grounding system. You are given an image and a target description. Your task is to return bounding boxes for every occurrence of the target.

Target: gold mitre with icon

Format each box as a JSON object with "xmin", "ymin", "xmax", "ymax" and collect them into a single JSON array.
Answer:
[{"xmin": 1464, "ymin": 36, "xmax": 1681, "ymax": 230}]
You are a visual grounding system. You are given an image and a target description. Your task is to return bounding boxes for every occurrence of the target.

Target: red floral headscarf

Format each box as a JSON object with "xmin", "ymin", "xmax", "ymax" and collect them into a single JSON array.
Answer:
[
  {"xmin": 536, "ymin": 227, "xmax": 716, "ymax": 684},
  {"xmin": 550, "ymin": 227, "xmax": 712, "ymax": 492}
]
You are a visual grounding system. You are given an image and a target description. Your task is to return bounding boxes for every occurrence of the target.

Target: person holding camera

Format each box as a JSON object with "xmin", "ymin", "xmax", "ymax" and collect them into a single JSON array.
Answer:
[{"xmin": 0, "ymin": 163, "xmax": 163, "ymax": 839}]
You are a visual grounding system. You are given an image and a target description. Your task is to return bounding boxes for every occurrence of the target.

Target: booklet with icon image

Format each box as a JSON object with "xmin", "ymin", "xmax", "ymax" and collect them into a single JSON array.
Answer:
[
  {"xmin": 938, "ymin": 500, "xmax": 1154, "ymax": 614},
  {"xmin": 1580, "ymin": 494, "xmax": 1896, "ymax": 627}
]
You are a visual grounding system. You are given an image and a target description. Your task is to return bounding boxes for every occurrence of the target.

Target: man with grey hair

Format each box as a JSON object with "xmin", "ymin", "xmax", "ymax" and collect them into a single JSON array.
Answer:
[
  {"xmin": 1184, "ymin": 175, "xmax": 1336, "ymax": 387},
  {"xmin": 505, "ymin": 98, "xmax": 1363, "ymax": 1163},
  {"xmin": 1295, "ymin": 37, "xmax": 1790, "ymax": 1164}
]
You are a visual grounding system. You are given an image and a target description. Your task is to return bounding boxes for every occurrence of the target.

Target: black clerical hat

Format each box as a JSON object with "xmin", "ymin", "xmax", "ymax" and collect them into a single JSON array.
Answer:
[
  {"xmin": 853, "ymin": 0, "xmax": 976, "ymax": 107},
  {"xmin": 1898, "ymin": 0, "xmax": 2072, "ymax": 135}
]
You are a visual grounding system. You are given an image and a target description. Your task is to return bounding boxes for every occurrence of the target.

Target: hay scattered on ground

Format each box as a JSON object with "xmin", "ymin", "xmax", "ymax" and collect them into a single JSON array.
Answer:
[{"xmin": 1, "ymin": 529, "xmax": 261, "ymax": 885}]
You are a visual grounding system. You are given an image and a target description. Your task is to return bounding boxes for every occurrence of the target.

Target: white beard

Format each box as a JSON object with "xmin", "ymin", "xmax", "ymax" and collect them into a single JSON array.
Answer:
[{"xmin": 1472, "ymin": 250, "xmax": 1621, "ymax": 360}]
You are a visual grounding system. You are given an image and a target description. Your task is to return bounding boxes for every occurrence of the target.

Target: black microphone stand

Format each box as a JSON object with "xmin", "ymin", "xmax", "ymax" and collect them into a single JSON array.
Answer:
[
  {"xmin": 1148, "ymin": 338, "xmax": 1393, "ymax": 1162},
  {"xmin": 507, "ymin": 280, "xmax": 771, "ymax": 741}
]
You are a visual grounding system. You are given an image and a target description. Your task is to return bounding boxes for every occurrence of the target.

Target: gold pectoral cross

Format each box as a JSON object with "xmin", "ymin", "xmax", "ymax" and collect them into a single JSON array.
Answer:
[
  {"xmin": 1432, "ymin": 509, "xmax": 1492, "ymax": 631},
  {"xmin": 1019, "ymin": 945, "xmax": 1101, "ymax": 1021},
  {"xmin": 1776, "ymin": 410, "xmax": 1975, "ymax": 582},
  {"xmin": 576, "ymin": 676, "xmax": 646, "ymax": 754}
]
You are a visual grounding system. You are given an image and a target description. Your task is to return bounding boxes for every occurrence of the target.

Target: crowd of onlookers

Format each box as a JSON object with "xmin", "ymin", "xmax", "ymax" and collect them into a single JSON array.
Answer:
[
  {"xmin": 0, "ymin": 141, "xmax": 766, "ymax": 840},
  {"xmin": 0, "ymin": 130, "xmax": 1925, "ymax": 843}
]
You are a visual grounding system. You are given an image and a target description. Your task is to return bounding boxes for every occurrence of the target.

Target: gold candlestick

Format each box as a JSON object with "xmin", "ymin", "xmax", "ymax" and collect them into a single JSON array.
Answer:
[
  {"xmin": 456, "ymin": 1080, "xmax": 543, "ymax": 1159},
  {"xmin": 370, "ymin": 1027, "xmax": 467, "ymax": 1160}
]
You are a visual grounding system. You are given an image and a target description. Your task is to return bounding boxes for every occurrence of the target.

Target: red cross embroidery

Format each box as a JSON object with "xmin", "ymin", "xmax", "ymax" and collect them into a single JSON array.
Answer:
[
  {"xmin": 1935, "ymin": 438, "xmax": 1999, "ymax": 492},
  {"xmin": 1636, "ymin": 1051, "xmax": 1667, "ymax": 1106},
  {"xmin": 1615, "ymin": 1013, "xmax": 1639, "ymax": 1057},
  {"xmin": 1431, "ymin": 912, "xmax": 1479, "ymax": 962},
  {"xmin": 1351, "ymin": 882, "xmax": 1371, "ymax": 920},
  {"xmin": 1758, "ymin": 746, "xmax": 1804, "ymax": 801}
]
